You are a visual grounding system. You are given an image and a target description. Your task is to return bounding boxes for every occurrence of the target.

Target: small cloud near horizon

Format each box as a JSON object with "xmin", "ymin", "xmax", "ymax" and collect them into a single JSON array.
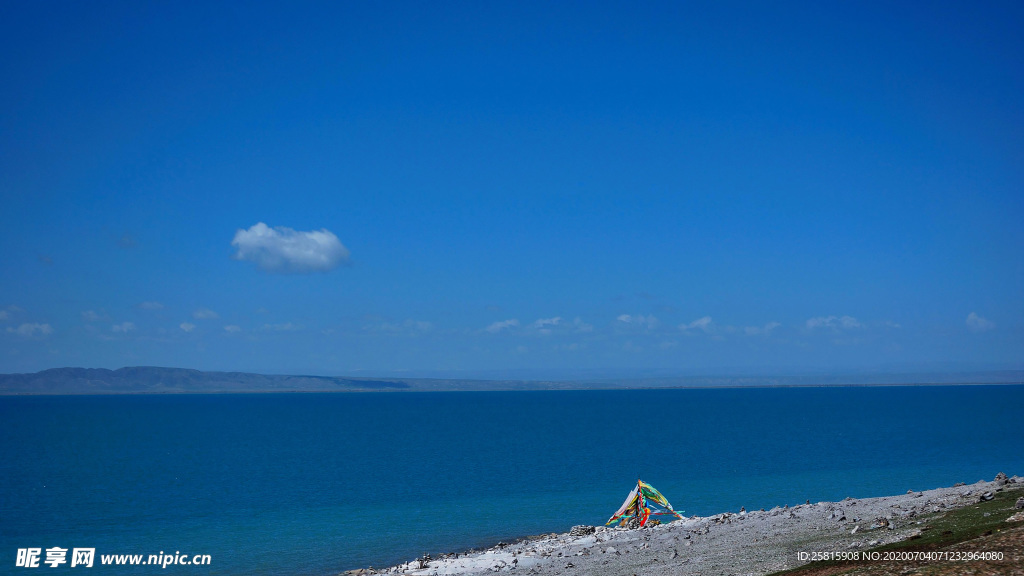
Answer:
[
  {"xmin": 679, "ymin": 316, "xmax": 713, "ymax": 333},
  {"xmin": 744, "ymin": 321, "xmax": 781, "ymax": 336},
  {"xmin": 370, "ymin": 319, "xmax": 433, "ymax": 334},
  {"xmin": 193, "ymin": 308, "xmax": 219, "ymax": 320},
  {"xmin": 179, "ymin": 322, "xmax": 196, "ymax": 333},
  {"xmin": 533, "ymin": 317, "xmax": 561, "ymax": 327},
  {"xmin": 532, "ymin": 317, "xmax": 562, "ymax": 335},
  {"xmin": 806, "ymin": 315, "xmax": 862, "ymax": 330},
  {"xmin": 485, "ymin": 319, "xmax": 519, "ymax": 333},
  {"xmin": 573, "ymin": 317, "xmax": 594, "ymax": 333},
  {"xmin": 263, "ymin": 322, "xmax": 300, "ymax": 332},
  {"xmin": 617, "ymin": 314, "xmax": 659, "ymax": 329},
  {"xmin": 81, "ymin": 310, "xmax": 106, "ymax": 322},
  {"xmin": 111, "ymin": 322, "xmax": 135, "ymax": 333},
  {"xmin": 6, "ymin": 323, "xmax": 52, "ymax": 338},
  {"xmin": 966, "ymin": 312, "xmax": 994, "ymax": 332},
  {"xmin": 224, "ymin": 325, "xmax": 242, "ymax": 333},
  {"xmin": 232, "ymin": 222, "xmax": 350, "ymax": 274}
]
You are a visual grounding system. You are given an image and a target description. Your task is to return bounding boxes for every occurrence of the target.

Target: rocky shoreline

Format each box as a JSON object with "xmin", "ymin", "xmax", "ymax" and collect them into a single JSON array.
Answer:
[{"xmin": 348, "ymin": 473, "xmax": 1023, "ymax": 576}]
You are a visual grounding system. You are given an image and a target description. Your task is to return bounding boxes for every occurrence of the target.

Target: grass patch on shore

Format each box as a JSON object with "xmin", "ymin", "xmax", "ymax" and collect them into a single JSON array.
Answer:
[
  {"xmin": 873, "ymin": 488, "xmax": 1023, "ymax": 551},
  {"xmin": 769, "ymin": 487, "xmax": 1024, "ymax": 576}
]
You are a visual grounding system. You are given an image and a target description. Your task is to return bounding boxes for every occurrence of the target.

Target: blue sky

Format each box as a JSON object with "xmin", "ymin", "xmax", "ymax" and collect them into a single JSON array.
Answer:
[{"xmin": 1, "ymin": 1, "xmax": 1021, "ymax": 377}]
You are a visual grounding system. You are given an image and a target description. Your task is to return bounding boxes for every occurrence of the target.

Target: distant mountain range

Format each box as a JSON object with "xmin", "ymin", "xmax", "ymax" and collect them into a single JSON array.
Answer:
[
  {"xmin": 0, "ymin": 366, "xmax": 1022, "ymax": 395},
  {"xmin": 0, "ymin": 367, "xmax": 413, "ymax": 394}
]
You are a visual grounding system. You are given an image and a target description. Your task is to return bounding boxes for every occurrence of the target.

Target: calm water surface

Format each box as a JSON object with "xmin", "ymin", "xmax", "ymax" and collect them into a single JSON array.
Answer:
[{"xmin": 2, "ymin": 386, "xmax": 1022, "ymax": 574}]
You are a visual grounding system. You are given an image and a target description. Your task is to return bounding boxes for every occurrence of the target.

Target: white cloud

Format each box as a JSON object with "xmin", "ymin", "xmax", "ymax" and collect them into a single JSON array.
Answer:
[
  {"xmin": 485, "ymin": 319, "xmax": 519, "ymax": 333},
  {"xmin": 408, "ymin": 320, "xmax": 432, "ymax": 332},
  {"xmin": 679, "ymin": 316, "xmax": 713, "ymax": 332},
  {"xmin": 0, "ymin": 310, "xmax": 8, "ymax": 321},
  {"xmin": 375, "ymin": 319, "xmax": 433, "ymax": 334},
  {"xmin": 111, "ymin": 322, "xmax": 135, "ymax": 333},
  {"xmin": 533, "ymin": 317, "xmax": 562, "ymax": 328},
  {"xmin": 966, "ymin": 312, "xmax": 994, "ymax": 333},
  {"xmin": 179, "ymin": 322, "xmax": 196, "ymax": 333},
  {"xmin": 841, "ymin": 316, "xmax": 862, "ymax": 329},
  {"xmin": 232, "ymin": 222, "xmax": 350, "ymax": 274},
  {"xmin": 263, "ymin": 322, "xmax": 300, "ymax": 332},
  {"xmin": 224, "ymin": 325, "xmax": 242, "ymax": 333},
  {"xmin": 81, "ymin": 310, "xmax": 106, "ymax": 322},
  {"xmin": 193, "ymin": 308, "xmax": 219, "ymax": 320},
  {"xmin": 531, "ymin": 317, "xmax": 563, "ymax": 335},
  {"xmin": 7, "ymin": 323, "xmax": 52, "ymax": 337},
  {"xmin": 744, "ymin": 321, "xmax": 781, "ymax": 336},
  {"xmin": 806, "ymin": 315, "xmax": 862, "ymax": 330},
  {"xmin": 138, "ymin": 301, "xmax": 164, "ymax": 310},
  {"xmin": 617, "ymin": 314, "xmax": 659, "ymax": 329},
  {"xmin": 573, "ymin": 317, "xmax": 594, "ymax": 333}
]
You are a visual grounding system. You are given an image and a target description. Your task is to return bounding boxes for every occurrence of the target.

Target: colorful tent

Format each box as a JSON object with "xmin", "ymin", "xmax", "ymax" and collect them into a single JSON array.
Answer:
[{"xmin": 606, "ymin": 479, "xmax": 684, "ymax": 527}]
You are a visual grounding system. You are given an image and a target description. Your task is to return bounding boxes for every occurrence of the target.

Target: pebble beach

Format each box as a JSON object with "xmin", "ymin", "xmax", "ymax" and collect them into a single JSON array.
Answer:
[{"xmin": 358, "ymin": 473, "xmax": 1023, "ymax": 576}]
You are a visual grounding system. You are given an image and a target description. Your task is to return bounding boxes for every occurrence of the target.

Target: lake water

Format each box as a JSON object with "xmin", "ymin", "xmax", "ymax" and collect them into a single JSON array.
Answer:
[{"xmin": 2, "ymin": 386, "xmax": 1022, "ymax": 574}]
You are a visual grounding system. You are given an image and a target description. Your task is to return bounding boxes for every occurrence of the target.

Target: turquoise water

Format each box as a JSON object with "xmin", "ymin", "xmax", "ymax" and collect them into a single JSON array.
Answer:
[{"xmin": 2, "ymin": 386, "xmax": 1022, "ymax": 574}]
